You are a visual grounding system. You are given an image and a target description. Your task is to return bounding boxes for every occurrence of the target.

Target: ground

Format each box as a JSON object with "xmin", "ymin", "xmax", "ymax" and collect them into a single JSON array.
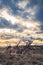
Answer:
[{"xmin": 0, "ymin": 45, "xmax": 43, "ymax": 65}]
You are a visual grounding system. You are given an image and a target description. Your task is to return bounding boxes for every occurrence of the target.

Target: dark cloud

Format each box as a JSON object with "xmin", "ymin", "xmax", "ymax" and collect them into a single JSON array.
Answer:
[
  {"xmin": 27, "ymin": 0, "xmax": 38, "ymax": 8},
  {"xmin": 0, "ymin": 18, "xmax": 12, "ymax": 28},
  {"xmin": 13, "ymin": 23, "xmax": 24, "ymax": 32},
  {"xmin": 35, "ymin": 38, "xmax": 43, "ymax": 40},
  {"xmin": 22, "ymin": 12, "xmax": 30, "ymax": 19},
  {"xmin": 0, "ymin": 34, "xmax": 15, "ymax": 39},
  {"xmin": 40, "ymin": 24, "xmax": 43, "ymax": 31}
]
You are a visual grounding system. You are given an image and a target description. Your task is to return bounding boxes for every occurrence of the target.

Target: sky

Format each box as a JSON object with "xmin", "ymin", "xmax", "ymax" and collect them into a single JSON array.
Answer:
[{"xmin": 0, "ymin": 0, "xmax": 43, "ymax": 42}]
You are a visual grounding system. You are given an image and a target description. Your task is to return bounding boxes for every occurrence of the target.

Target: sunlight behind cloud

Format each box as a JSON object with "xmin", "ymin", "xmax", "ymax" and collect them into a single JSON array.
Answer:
[{"xmin": 0, "ymin": 8, "xmax": 19, "ymax": 25}]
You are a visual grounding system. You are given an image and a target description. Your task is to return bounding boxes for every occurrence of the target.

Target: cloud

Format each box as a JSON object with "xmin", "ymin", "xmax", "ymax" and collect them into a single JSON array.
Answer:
[
  {"xmin": 0, "ymin": 8, "xmax": 19, "ymax": 24},
  {"xmin": 0, "ymin": 0, "xmax": 43, "ymax": 41},
  {"xmin": 0, "ymin": 7, "xmax": 40, "ymax": 31},
  {"xmin": 16, "ymin": 0, "xmax": 28, "ymax": 9},
  {"xmin": 32, "ymin": 34, "xmax": 43, "ymax": 39}
]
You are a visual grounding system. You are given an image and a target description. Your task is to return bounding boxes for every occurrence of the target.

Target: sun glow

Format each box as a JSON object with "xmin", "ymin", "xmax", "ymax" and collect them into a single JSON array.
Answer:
[{"xmin": 0, "ymin": 8, "xmax": 18, "ymax": 25}]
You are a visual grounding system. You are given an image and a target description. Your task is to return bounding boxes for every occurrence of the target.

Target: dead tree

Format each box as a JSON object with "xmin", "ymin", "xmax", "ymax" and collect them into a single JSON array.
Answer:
[
  {"xmin": 17, "ymin": 40, "xmax": 21, "ymax": 47},
  {"xmin": 26, "ymin": 40, "xmax": 33, "ymax": 46},
  {"xmin": 5, "ymin": 41, "xmax": 12, "ymax": 55}
]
